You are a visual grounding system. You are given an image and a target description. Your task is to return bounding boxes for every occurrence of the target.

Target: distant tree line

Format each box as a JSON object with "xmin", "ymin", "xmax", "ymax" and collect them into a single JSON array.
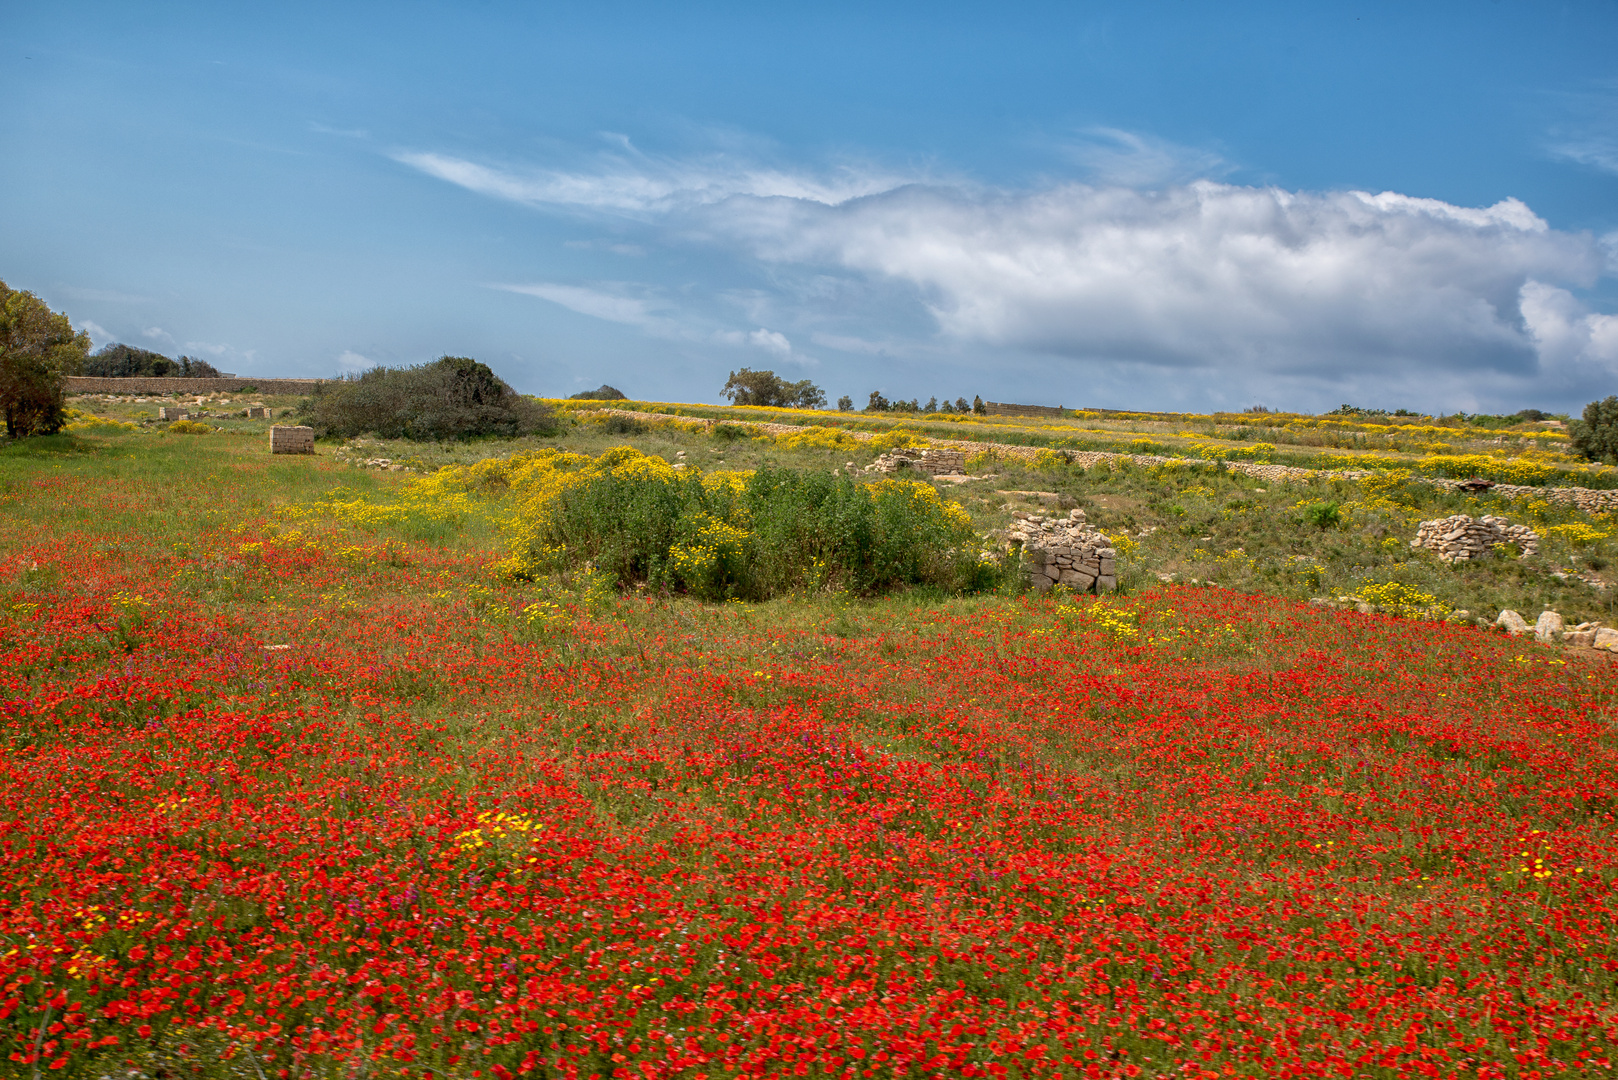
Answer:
[
  {"xmin": 82, "ymin": 343, "xmax": 222, "ymax": 378},
  {"xmin": 720, "ymin": 369, "xmax": 985, "ymax": 415}
]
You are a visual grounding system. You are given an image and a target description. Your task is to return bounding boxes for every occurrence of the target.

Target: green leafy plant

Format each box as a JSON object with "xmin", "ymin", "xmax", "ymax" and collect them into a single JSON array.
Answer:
[{"xmin": 1301, "ymin": 501, "xmax": 1342, "ymax": 529}]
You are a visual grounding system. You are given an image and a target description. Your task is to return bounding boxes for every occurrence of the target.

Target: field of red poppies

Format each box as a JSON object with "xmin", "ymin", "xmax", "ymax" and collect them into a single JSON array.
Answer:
[{"xmin": 2, "ymin": 434, "xmax": 1617, "ymax": 1079}]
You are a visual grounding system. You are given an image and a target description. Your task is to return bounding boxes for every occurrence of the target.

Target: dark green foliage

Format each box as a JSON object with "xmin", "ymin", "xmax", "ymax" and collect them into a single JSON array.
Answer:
[
  {"xmin": 972, "ymin": 395, "xmax": 986, "ymax": 415},
  {"xmin": 711, "ymin": 422, "xmax": 750, "ymax": 442},
  {"xmin": 1, "ymin": 280, "xmax": 89, "ymax": 438},
  {"xmin": 1569, "ymin": 397, "xmax": 1618, "ymax": 464},
  {"xmin": 836, "ymin": 395, "xmax": 854, "ymax": 411},
  {"xmin": 569, "ymin": 385, "xmax": 627, "ymax": 401},
  {"xmin": 301, "ymin": 356, "xmax": 556, "ymax": 441},
  {"xmin": 83, "ymin": 345, "xmax": 221, "ymax": 378},
  {"xmin": 720, "ymin": 368, "xmax": 826, "ymax": 409},
  {"xmin": 1301, "ymin": 501, "xmax": 1342, "ymax": 529},
  {"xmin": 599, "ymin": 413, "xmax": 647, "ymax": 435},
  {"xmin": 531, "ymin": 463, "xmax": 991, "ymax": 600},
  {"xmin": 865, "ymin": 391, "xmax": 889, "ymax": 412}
]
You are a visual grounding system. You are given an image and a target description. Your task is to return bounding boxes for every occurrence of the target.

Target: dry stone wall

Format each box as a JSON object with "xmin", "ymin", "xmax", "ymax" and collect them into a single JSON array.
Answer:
[
  {"xmin": 67, "ymin": 376, "xmax": 325, "ymax": 395},
  {"xmin": 270, "ymin": 426, "xmax": 315, "ymax": 454},
  {"xmin": 1005, "ymin": 509, "xmax": 1117, "ymax": 593},
  {"xmin": 866, "ymin": 447, "xmax": 966, "ymax": 475},
  {"xmin": 1411, "ymin": 514, "xmax": 1540, "ymax": 562}
]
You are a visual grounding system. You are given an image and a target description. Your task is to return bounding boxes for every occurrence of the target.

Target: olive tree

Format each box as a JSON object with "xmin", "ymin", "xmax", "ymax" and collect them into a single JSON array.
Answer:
[
  {"xmin": 1570, "ymin": 396, "xmax": 1618, "ymax": 464},
  {"xmin": 0, "ymin": 281, "xmax": 89, "ymax": 438}
]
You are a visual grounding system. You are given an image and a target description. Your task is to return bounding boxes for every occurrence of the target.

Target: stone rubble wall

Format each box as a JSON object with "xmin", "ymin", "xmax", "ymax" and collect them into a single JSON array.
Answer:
[
  {"xmin": 67, "ymin": 376, "xmax": 326, "ymax": 395},
  {"xmin": 270, "ymin": 426, "xmax": 315, "ymax": 455},
  {"xmin": 572, "ymin": 409, "xmax": 1618, "ymax": 511},
  {"xmin": 1004, "ymin": 509, "xmax": 1117, "ymax": 594},
  {"xmin": 1411, "ymin": 514, "xmax": 1540, "ymax": 563},
  {"xmin": 866, "ymin": 448, "xmax": 966, "ymax": 475},
  {"xmin": 984, "ymin": 401, "xmax": 1065, "ymax": 418}
]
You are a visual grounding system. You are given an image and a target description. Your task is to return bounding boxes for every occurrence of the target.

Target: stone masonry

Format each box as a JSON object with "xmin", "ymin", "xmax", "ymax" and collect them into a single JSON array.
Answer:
[
  {"xmin": 866, "ymin": 447, "xmax": 967, "ymax": 476},
  {"xmin": 1006, "ymin": 508, "xmax": 1117, "ymax": 593},
  {"xmin": 157, "ymin": 407, "xmax": 189, "ymax": 421},
  {"xmin": 270, "ymin": 426, "xmax": 315, "ymax": 454},
  {"xmin": 1411, "ymin": 514, "xmax": 1539, "ymax": 563}
]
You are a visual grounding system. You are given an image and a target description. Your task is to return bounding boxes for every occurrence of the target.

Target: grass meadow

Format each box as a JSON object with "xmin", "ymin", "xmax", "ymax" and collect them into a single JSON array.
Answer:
[{"xmin": 1, "ymin": 406, "xmax": 1616, "ymax": 1078}]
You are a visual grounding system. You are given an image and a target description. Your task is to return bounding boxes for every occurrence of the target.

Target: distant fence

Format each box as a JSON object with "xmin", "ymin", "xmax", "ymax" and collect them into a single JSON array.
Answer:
[
  {"xmin": 66, "ymin": 376, "xmax": 327, "ymax": 395},
  {"xmin": 985, "ymin": 401, "xmax": 1066, "ymax": 419}
]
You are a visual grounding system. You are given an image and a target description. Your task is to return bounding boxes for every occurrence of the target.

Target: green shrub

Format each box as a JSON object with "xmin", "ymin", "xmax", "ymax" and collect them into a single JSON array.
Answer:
[
  {"xmin": 301, "ymin": 356, "xmax": 555, "ymax": 441},
  {"xmin": 1570, "ymin": 396, "xmax": 1618, "ymax": 464},
  {"xmin": 1301, "ymin": 501, "xmax": 1341, "ymax": 529},
  {"xmin": 569, "ymin": 384, "xmax": 627, "ymax": 401},
  {"xmin": 492, "ymin": 449, "xmax": 992, "ymax": 599}
]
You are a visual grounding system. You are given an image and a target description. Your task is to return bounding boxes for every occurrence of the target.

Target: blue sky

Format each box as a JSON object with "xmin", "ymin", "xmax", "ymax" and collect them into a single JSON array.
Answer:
[{"xmin": 4, "ymin": 1, "xmax": 1617, "ymax": 414}]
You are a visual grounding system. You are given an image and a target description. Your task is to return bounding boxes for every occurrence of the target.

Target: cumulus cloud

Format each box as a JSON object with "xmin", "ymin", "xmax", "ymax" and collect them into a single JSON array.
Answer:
[
  {"xmin": 413, "ymin": 133, "xmax": 1618, "ymax": 409},
  {"xmin": 711, "ymin": 181, "xmax": 1604, "ymax": 384},
  {"xmin": 336, "ymin": 350, "xmax": 372, "ymax": 373},
  {"xmin": 141, "ymin": 326, "xmax": 175, "ymax": 344},
  {"xmin": 79, "ymin": 320, "xmax": 113, "ymax": 347}
]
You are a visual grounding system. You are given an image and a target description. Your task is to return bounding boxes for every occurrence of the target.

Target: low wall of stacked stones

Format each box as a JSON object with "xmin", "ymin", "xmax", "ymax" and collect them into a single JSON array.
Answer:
[
  {"xmin": 67, "ymin": 376, "xmax": 326, "ymax": 395},
  {"xmin": 985, "ymin": 402, "xmax": 1066, "ymax": 418},
  {"xmin": 578, "ymin": 409, "xmax": 1618, "ymax": 512}
]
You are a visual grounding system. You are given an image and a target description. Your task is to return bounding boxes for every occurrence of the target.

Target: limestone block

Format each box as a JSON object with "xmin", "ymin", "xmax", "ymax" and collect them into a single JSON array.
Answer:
[
  {"xmin": 1535, "ymin": 610, "xmax": 1565, "ymax": 643},
  {"xmin": 1594, "ymin": 628, "xmax": 1618, "ymax": 652},
  {"xmin": 270, "ymin": 425, "xmax": 315, "ymax": 455},
  {"xmin": 1495, "ymin": 610, "xmax": 1530, "ymax": 635},
  {"xmin": 1096, "ymin": 574, "xmax": 1117, "ymax": 592},
  {"xmin": 1566, "ymin": 630, "xmax": 1597, "ymax": 648}
]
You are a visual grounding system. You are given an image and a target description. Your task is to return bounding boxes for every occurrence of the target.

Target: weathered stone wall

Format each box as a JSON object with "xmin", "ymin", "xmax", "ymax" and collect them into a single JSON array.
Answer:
[
  {"xmin": 270, "ymin": 426, "xmax": 315, "ymax": 454},
  {"xmin": 985, "ymin": 401, "xmax": 1066, "ymax": 418},
  {"xmin": 866, "ymin": 447, "xmax": 967, "ymax": 475},
  {"xmin": 67, "ymin": 376, "xmax": 325, "ymax": 395},
  {"xmin": 1005, "ymin": 509, "xmax": 1117, "ymax": 593},
  {"xmin": 1412, "ymin": 514, "xmax": 1539, "ymax": 562}
]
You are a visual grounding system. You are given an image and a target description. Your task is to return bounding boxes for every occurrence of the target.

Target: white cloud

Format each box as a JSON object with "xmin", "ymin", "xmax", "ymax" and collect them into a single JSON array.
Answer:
[
  {"xmin": 496, "ymin": 282, "xmax": 668, "ymax": 327},
  {"xmin": 748, "ymin": 328, "xmax": 792, "ymax": 356},
  {"xmin": 415, "ymin": 133, "xmax": 1618, "ymax": 409},
  {"xmin": 337, "ymin": 350, "xmax": 372, "ymax": 373},
  {"xmin": 714, "ymin": 181, "xmax": 1600, "ymax": 382},
  {"xmin": 1546, "ymin": 82, "xmax": 1618, "ymax": 177},
  {"xmin": 79, "ymin": 320, "xmax": 113, "ymax": 347},
  {"xmin": 393, "ymin": 144, "xmax": 910, "ymax": 214},
  {"xmin": 1058, "ymin": 127, "xmax": 1231, "ymax": 186},
  {"xmin": 141, "ymin": 326, "xmax": 175, "ymax": 344}
]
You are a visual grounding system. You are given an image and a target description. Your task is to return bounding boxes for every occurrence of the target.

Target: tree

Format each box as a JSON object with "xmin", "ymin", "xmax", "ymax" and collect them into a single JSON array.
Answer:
[
  {"xmin": 1570, "ymin": 396, "xmax": 1618, "ymax": 464},
  {"xmin": 569, "ymin": 384, "xmax": 627, "ymax": 401},
  {"xmin": 0, "ymin": 281, "xmax": 89, "ymax": 438},
  {"xmin": 865, "ymin": 390, "xmax": 889, "ymax": 412},
  {"xmin": 720, "ymin": 368, "xmax": 825, "ymax": 409},
  {"xmin": 836, "ymin": 395, "xmax": 853, "ymax": 412},
  {"xmin": 972, "ymin": 395, "xmax": 986, "ymax": 415},
  {"xmin": 82, "ymin": 344, "xmax": 221, "ymax": 378},
  {"xmin": 955, "ymin": 397, "xmax": 970, "ymax": 413},
  {"xmin": 301, "ymin": 355, "xmax": 556, "ymax": 441}
]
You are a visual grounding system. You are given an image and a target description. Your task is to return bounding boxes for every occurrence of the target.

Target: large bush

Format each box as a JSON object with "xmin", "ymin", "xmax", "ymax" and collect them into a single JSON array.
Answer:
[
  {"xmin": 1570, "ymin": 396, "xmax": 1618, "ymax": 464},
  {"xmin": 426, "ymin": 447, "xmax": 992, "ymax": 599},
  {"xmin": 301, "ymin": 356, "xmax": 556, "ymax": 441}
]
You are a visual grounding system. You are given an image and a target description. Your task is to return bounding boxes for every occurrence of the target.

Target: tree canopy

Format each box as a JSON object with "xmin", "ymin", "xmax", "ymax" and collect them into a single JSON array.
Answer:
[
  {"xmin": 1570, "ymin": 396, "xmax": 1618, "ymax": 464},
  {"xmin": 301, "ymin": 355, "xmax": 557, "ymax": 441},
  {"xmin": 720, "ymin": 368, "xmax": 825, "ymax": 409},
  {"xmin": 569, "ymin": 384, "xmax": 627, "ymax": 401},
  {"xmin": 83, "ymin": 344, "xmax": 221, "ymax": 378},
  {"xmin": 0, "ymin": 281, "xmax": 89, "ymax": 438}
]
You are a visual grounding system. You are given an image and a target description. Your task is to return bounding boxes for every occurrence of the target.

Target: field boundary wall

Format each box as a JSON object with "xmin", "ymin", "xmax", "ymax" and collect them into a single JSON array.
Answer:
[
  {"xmin": 67, "ymin": 376, "xmax": 327, "ymax": 395},
  {"xmin": 583, "ymin": 408, "xmax": 1618, "ymax": 513}
]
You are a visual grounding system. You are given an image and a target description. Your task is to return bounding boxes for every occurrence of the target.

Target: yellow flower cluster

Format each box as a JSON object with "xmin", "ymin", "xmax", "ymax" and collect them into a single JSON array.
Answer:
[
  {"xmin": 1354, "ymin": 581, "xmax": 1445, "ymax": 619},
  {"xmin": 455, "ymin": 809, "xmax": 540, "ymax": 853},
  {"xmin": 1543, "ymin": 522, "xmax": 1611, "ymax": 546}
]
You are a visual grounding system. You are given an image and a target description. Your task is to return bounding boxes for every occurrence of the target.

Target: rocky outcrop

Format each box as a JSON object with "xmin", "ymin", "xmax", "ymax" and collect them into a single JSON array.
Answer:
[
  {"xmin": 1005, "ymin": 509, "xmax": 1117, "ymax": 594},
  {"xmin": 1412, "ymin": 515, "xmax": 1539, "ymax": 562}
]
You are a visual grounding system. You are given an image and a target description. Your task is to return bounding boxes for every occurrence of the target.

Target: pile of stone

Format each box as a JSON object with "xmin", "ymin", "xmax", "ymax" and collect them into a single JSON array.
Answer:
[
  {"xmin": 1411, "ymin": 514, "xmax": 1539, "ymax": 562},
  {"xmin": 1495, "ymin": 609, "xmax": 1618, "ymax": 650},
  {"xmin": 865, "ymin": 447, "xmax": 967, "ymax": 476},
  {"xmin": 1005, "ymin": 508, "xmax": 1117, "ymax": 593}
]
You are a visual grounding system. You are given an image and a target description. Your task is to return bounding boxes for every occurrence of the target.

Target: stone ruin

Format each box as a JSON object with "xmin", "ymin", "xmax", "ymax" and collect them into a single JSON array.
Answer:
[
  {"xmin": 1411, "ymin": 514, "xmax": 1539, "ymax": 563},
  {"xmin": 157, "ymin": 407, "xmax": 190, "ymax": 421},
  {"xmin": 865, "ymin": 447, "xmax": 967, "ymax": 476},
  {"xmin": 1495, "ymin": 609, "xmax": 1618, "ymax": 650},
  {"xmin": 1005, "ymin": 508, "xmax": 1117, "ymax": 593},
  {"xmin": 242, "ymin": 406, "xmax": 272, "ymax": 419},
  {"xmin": 270, "ymin": 425, "xmax": 315, "ymax": 455}
]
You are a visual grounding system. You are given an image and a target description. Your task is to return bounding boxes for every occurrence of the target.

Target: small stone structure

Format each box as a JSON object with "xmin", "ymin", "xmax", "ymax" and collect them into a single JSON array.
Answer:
[
  {"xmin": 269, "ymin": 425, "xmax": 315, "ymax": 454},
  {"xmin": 866, "ymin": 447, "xmax": 967, "ymax": 476},
  {"xmin": 1411, "ymin": 514, "xmax": 1539, "ymax": 562},
  {"xmin": 985, "ymin": 401, "xmax": 1066, "ymax": 418},
  {"xmin": 157, "ymin": 407, "xmax": 189, "ymax": 421},
  {"xmin": 243, "ymin": 407, "xmax": 271, "ymax": 419},
  {"xmin": 1006, "ymin": 508, "xmax": 1117, "ymax": 593}
]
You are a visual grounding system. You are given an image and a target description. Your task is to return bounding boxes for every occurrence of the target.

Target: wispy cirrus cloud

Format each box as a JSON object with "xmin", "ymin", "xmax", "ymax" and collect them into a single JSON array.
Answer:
[
  {"xmin": 1056, "ymin": 127, "xmax": 1232, "ymax": 187},
  {"xmin": 393, "ymin": 137, "xmax": 914, "ymax": 214},
  {"xmin": 1545, "ymin": 81, "xmax": 1618, "ymax": 176}
]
